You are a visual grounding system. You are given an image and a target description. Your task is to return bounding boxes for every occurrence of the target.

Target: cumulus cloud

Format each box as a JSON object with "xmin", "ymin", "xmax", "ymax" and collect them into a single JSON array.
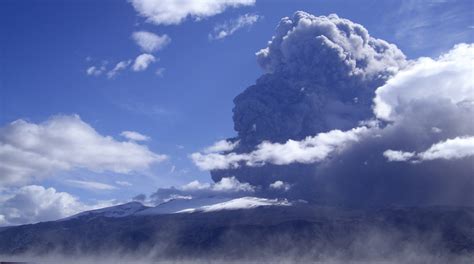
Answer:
[
  {"xmin": 0, "ymin": 185, "xmax": 115, "ymax": 226},
  {"xmin": 373, "ymin": 43, "xmax": 474, "ymax": 121},
  {"xmin": 211, "ymin": 176, "xmax": 255, "ymax": 192},
  {"xmin": 191, "ymin": 126, "xmax": 369, "ymax": 170},
  {"xmin": 180, "ymin": 176, "xmax": 254, "ymax": 193},
  {"xmin": 132, "ymin": 31, "xmax": 171, "ymax": 53},
  {"xmin": 269, "ymin": 180, "xmax": 291, "ymax": 191},
  {"xmin": 129, "ymin": 0, "xmax": 256, "ymax": 25},
  {"xmin": 120, "ymin": 130, "xmax": 150, "ymax": 141},
  {"xmin": 385, "ymin": 137, "xmax": 474, "ymax": 162},
  {"xmin": 204, "ymin": 139, "xmax": 239, "ymax": 153},
  {"xmin": 0, "ymin": 115, "xmax": 166, "ymax": 186},
  {"xmin": 150, "ymin": 176, "xmax": 255, "ymax": 205},
  {"xmin": 66, "ymin": 180, "xmax": 117, "ymax": 191},
  {"xmin": 418, "ymin": 136, "xmax": 474, "ymax": 161},
  {"xmin": 107, "ymin": 60, "xmax": 132, "ymax": 79},
  {"xmin": 383, "ymin": 149, "xmax": 415, "ymax": 162},
  {"xmin": 209, "ymin": 13, "xmax": 261, "ymax": 40},
  {"xmin": 132, "ymin": 53, "xmax": 157, "ymax": 71},
  {"xmin": 180, "ymin": 180, "xmax": 211, "ymax": 191}
]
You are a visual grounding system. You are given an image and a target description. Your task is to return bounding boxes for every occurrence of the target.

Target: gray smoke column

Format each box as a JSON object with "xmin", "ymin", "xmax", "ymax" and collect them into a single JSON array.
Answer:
[
  {"xmin": 203, "ymin": 12, "xmax": 473, "ymax": 206},
  {"xmin": 211, "ymin": 11, "xmax": 407, "ymax": 196},
  {"xmin": 232, "ymin": 11, "xmax": 406, "ymax": 145}
]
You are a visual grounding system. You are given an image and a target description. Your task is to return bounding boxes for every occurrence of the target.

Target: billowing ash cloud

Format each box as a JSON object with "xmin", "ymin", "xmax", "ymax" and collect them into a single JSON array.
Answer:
[
  {"xmin": 232, "ymin": 12, "xmax": 406, "ymax": 146},
  {"xmin": 256, "ymin": 12, "xmax": 406, "ymax": 78},
  {"xmin": 191, "ymin": 12, "xmax": 473, "ymax": 206}
]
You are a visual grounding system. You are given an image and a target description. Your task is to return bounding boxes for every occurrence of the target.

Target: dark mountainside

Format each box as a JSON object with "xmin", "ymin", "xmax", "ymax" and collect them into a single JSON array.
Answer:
[{"xmin": 0, "ymin": 205, "xmax": 473, "ymax": 263}]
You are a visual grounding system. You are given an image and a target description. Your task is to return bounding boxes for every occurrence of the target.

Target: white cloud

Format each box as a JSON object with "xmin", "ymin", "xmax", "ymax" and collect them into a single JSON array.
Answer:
[
  {"xmin": 120, "ymin": 130, "xmax": 150, "ymax": 141},
  {"xmin": 115, "ymin": 180, "xmax": 133, "ymax": 187},
  {"xmin": 385, "ymin": 137, "xmax": 474, "ymax": 162},
  {"xmin": 209, "ymin": 13, "xmax": 261, "ymax": 40},
  {"xmin": 132, "ymin": 53, "xmax": 157, "ymax": 71},
  {"xmin": 180, "ymin": 180, "xmax": 211, "ymax": 191},
  {"xmin": 190, "ymin": 152, "xmax": 246, "ymax": 170},
  {"xmin": 155, "ymin": 67, "xmax": 165, "ymax": 77},
  {"xmin": 383, "ymin": 150, "xmax": 416, "ymax": 162},
  {"xmin": 212, "ymin": 176, "xmax": 254, "ymax": 192},
  {"xmin": 86, "ymin": 66, "xmax": 106, "ymax": 76},
  {"xmin": 373, "ymin": 43, "xmax": 474, "ymax": 121},
  {"xmin": 0, "ymin": 114, "xmax": 166, "ymax": 186},
  {"xmin": 191, "ymin": 126, "xmax": 369, "ymax": 170},
  {"xmin": 0, "ymin": 185, "xmax": 116, "ymax": 226},
  {"xmin": 107, "ymin": 60, "xmax": 131, "ymax": 79},
  {"xmin": 129, "ymin": 0, "xmax": 256, "ymax": 25},
  {"xmin": 180, "ymin": 176, "xmax": 254, "ymax": 192},
  {"xmin": 418, "ymin": 136, "xmax": 474, "ymax": 161},
  {"xmin": 149, "ymin": 177, "xmax": 256, "ymax": 205},
  {"xmin": 204, "ymin": 139, "xmax": 239, "ymax": 153},
  {"xmin": 132, "ymin": 31, "xmax": 171, "ymax": 53},
  {"xmin": 269, "ymin": 180, "xmax": 291, "ymax": 191},
  {"xmin": 66, "ymin": 180, "xmax": 117, "ymax": 191}
]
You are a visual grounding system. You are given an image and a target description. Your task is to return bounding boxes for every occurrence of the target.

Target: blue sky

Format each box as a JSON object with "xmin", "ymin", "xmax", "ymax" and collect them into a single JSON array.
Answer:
[{"xmin": 0, "ymin": 0, "xmax": 473, "ymax": 224}]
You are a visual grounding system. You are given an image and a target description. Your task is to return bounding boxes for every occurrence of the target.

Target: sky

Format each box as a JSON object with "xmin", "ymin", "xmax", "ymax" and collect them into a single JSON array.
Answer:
[{"xmin": 0, "ymin": 0, "xmax": 473, "ymax": 225}]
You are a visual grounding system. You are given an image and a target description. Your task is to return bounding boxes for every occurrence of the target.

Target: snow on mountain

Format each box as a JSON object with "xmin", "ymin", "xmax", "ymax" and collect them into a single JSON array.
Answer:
[
  {"xmin": 177, "ymin": 197, "xmax": 291, "ymax": 213},
  {"xmin": 137, "ymin": 196, "xmax": 233, "ymax": 215},
  {"xmin": 65, "ymin": 201, "xmax": 148, "ymax": 220},
  {"xmin": 62, "ymin": 197, "xmax": 292, "ymax": 221}
]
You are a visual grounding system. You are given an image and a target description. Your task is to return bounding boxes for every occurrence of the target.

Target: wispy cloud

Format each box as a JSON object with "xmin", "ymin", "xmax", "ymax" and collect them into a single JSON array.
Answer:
[
  {"xmin": 107, "ymin": 60, "xmax": 132, "ymax": 79},
  {"xmin": 384, "ymin": 0, "xmax": 473, "ymax": 53},
  {"xmin": 86, "ymin": 65, "xmax": 106, "ymax": 76},
  {"xmin": 120, "ymin": 131, "xmax": 150, "ymax": 142},
  {"xmin": 66, "ymin": 180, "xmax": 117, "ymax": 191},
  {"xmin": 115, "ymin": 181, "xmax": 132, "ymax": 187},
  {"xmin": 209, "ymin": 13, "xmax": 261, "ymax": 40}
]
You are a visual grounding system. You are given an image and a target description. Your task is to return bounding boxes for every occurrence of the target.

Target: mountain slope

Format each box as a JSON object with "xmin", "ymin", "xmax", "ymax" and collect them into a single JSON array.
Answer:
[
  {"xmin": 0, "ymin": 205, "xmax": 473, "ymax": 263},
  {"xmin": 65, "ymin": 201, "xmax": 149, "ymax": 220}
]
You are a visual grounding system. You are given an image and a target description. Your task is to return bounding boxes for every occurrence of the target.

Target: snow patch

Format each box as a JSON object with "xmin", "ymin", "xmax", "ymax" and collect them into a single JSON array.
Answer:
[{"xmin": 177, "ymin": 197, "xmax": 291, "ymax": 213}]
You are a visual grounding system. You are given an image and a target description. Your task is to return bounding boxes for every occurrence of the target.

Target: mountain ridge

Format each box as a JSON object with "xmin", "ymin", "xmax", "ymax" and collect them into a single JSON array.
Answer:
[{"xmin": 0, "ymin": 204, "xmax": 472, "ymax": 263}]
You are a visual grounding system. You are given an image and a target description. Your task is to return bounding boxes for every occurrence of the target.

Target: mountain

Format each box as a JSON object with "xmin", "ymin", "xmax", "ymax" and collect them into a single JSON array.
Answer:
[
  {"xmin": 65, "ymin": 201, "xmax": 149, "ymax": 220},
  {"xmin": 0, "ymin": 201, "xmax": 473, "ymax": 263}
]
